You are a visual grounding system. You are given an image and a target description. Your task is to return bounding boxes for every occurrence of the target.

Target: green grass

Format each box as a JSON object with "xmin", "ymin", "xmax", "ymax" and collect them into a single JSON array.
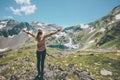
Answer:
[
  {"xmin": 0, "ymin": 43, "xmax": 120, "ymax": 80},
  {"xmin": 46, "ymin": 50, "xmax": 120, "ymax": 80},
  {"xmin": 100, "ymin": 37, "xmax": 120, "ymax": 49}
]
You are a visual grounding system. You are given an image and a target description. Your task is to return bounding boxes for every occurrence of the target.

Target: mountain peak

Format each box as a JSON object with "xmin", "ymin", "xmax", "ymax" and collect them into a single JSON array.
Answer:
[{"xmin": 112, "ymin": 5, "xmax": 120, "ymax": 12}]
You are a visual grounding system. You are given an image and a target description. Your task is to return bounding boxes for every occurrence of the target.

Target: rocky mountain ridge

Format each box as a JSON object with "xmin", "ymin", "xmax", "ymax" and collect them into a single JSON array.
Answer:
[
  {"xmin": 0, "ymin": 20, "xmax": 60, "ymax": 50},
  {"xmin": 0, "ymin": 5, "xmax": 120, "ymax": 50}
]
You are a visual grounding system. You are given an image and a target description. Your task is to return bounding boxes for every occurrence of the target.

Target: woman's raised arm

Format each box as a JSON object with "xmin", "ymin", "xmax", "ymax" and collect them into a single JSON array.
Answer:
[
  {"xmin": 22, "ymin": 30, "xmax": 35, "ymax": 38},
  {"xmin": 44, "ymin": 28, "xmax": 62, "ymax": 38}
]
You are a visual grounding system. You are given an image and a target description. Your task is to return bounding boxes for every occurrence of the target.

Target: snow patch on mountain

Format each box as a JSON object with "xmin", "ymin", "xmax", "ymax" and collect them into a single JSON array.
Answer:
[
  {"xmin": 89, "ymin": 27, "xmax": 95, "ymax": 33},
  {"xmin": 37, "ymin": 22, "xmax": 43, "ymax": 26},
  {"xmin": 108, "ymin": 21, "xmax": 115, "ymax": 25},
  {"xmin": 0, "ymin": 47, "xmax": 9, "ymax": 52},
  {"xmin": 0, "ymin": 21, "xmax": 8, "ymax": 29},
  {"xmin": 8, "ymin": 35, "xmax": 15, "ymax": 38},
  {"xmin": 115, "ymin": 13, "xmax": 120, "ymax": 20},
  {"xmin": 99, "ymin": 28, "xmax": 105, "ymax": 32},
  {"xmin": 108, "ymin": 13, "xmax": 120, "ymax": 25},
  {"xmin": 80, "ymin": 24, "xmax": 89, "ymax": 28},
  {"xmin": 64, "ymin": 38, "xmax": 79, "ymax": 49},
  {"xmin": 88, "ymin": 40, "xmax": 95, "ymax": 44},
  {"xmin": 73, "ymin": 24, "xmax": 89, "ymax": 29}
]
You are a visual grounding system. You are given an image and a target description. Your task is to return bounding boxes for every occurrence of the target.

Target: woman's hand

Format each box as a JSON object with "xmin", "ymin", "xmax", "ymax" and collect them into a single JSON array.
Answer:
[
  {"xmin": 22, "ymin": 29, "xmax": 26, "ymax": 32},
  {"xmin": 57, "ymin": 28, "xmax": 62, "ymax": 32},
  {"xmin": 22, "ymin": 29, "xmax": 29, "ymax": 34}
]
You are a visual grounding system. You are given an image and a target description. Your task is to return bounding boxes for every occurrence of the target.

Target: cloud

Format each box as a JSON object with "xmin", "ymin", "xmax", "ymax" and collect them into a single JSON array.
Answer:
[
  {"xmin": 21, "ymin": 5, "xmax": 36, "ymax": 15},
  {"xmin": 10, "ymin": 5, "xmax": 36, "ymax": 15},
  {"xmin": 10, "ymin": 7, "xmax": 21, "ymax": 15},
  {"xmin": 10, "ymin": 0, "xmax": 36, "ymax": 15},
  {"xmin": 15, "ymin": 0, "xmax": 30, "ymax": 5}
]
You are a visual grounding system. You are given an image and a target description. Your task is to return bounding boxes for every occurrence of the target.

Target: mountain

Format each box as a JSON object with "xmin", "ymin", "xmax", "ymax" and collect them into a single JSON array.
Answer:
[
  {"xmin": 0, "ymin": 20, "xmax": 61, "ymax": 50},
  {"xmin": 52, "ymin": 5, "xmax": 120, "ymax": 50},
  {"xmin": 0, "ymin": 20, "xmax": 60, "ymax": 37},
  {"xmin": 87, "ymin": 5, "xmax": 120, "ymax": 49},
  {"xmin": 44, "ymin": 5, "xmax": 120, "ymax": 50},
  {"xmin": 0, "ymin": 20, "xmax": 34, "ymax": 37},
  {"xmin": 0, "ymin": 5, "xmax": 120, "ymax": 50}
]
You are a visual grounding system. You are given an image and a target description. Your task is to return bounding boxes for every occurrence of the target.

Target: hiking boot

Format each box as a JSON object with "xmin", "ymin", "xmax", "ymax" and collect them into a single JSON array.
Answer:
[
  {"xmin": 34, "ymin": 75, "xmax": 41, "ymax": 80},
  {"xmin": 40, "ymin": 77, "xmax": 44, "ymax": 80}
]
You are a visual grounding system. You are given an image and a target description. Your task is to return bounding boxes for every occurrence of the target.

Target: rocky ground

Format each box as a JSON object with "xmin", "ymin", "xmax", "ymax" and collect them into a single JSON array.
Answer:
[
  {"xmin": 0, "ymin": 50, "xmax": 94, "ymax": 80},
  {"xmin": 0, "ymin": 47, "xmax": 120, "ymax": 80}
]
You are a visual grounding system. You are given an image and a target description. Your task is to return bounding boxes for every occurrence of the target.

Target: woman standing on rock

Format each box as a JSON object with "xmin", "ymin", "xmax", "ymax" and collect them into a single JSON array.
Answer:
[{"xmin": 22, "ymin": 28, "xmax": 62, "ymax": 80}]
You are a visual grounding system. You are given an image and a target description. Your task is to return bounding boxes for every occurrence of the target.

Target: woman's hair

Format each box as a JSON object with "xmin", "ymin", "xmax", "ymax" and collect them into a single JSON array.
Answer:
[
  {"xmin": 35, "ymin": 31, "xmax": 43, "ymax": 41},
  {"xmin": 38, "ymin": 31, "xmax": 42, "ymax": 35}
]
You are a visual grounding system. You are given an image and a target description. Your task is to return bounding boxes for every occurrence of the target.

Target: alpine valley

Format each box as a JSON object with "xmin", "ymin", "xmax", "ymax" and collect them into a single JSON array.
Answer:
[{"xmin": 0, "ymin": 5, "xmax": 120, "ymax": 80}]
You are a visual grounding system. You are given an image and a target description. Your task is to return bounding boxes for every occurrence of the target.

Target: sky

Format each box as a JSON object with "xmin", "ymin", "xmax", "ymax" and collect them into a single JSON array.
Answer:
[{"xmin": 0, "ymin": 0, "xmax": 120, "ymax": 27}]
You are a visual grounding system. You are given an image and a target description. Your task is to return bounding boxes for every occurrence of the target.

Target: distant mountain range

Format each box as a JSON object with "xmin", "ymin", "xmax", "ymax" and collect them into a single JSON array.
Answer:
[
  {"xmin": 0, "ymin": 5, "xmax": 120, "ymax": 50},
  {"xmin": 0, "ymin": 20, "xmax": 60, "ymax": 50}
]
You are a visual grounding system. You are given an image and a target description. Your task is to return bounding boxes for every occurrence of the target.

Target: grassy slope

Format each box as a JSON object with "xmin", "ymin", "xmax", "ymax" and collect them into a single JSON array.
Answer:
[
  {"xmin": 0, "ymin": 42, "xmax": 120, "ymax": 80},
  {"xmin": 100, "ymin": 37, "xmax": 120, "ymax": 49}
]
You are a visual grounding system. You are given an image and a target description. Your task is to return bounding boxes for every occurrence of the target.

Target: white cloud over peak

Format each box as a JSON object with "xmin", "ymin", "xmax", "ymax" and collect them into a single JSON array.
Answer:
[
  {"xmin": 10, "ymin": 5, "xmax": 36, "ymax": 15},
  {"xmin": 15, "ymin": 0, "xmax": 30, "ymax": 5},
  {"xmin": 21, "ymin": 5, "xmax": 36, "ymax": 15},
  {"xmin": 10, "ymin": 7, "xmax": 21, "ymax": 15},
  {"xmin": 10, "ymin": 0, "xmax": 36, "ymax": 15}
]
